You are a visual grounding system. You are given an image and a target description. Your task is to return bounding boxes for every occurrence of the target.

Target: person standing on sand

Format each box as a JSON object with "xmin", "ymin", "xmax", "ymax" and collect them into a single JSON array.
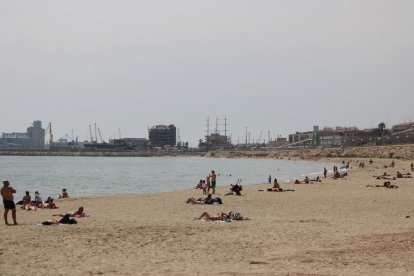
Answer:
[
  {"xmin": 202, "ymin": 180, "xmax": 207, "ymax": 195},
  {"xmin": 206, "ymin": 175, "xmax": 211, "ymax": 194},
  {"xmin": 324, "ymin": 167, "xmax": 327, "ymax": 178},
  {"xmin": 1, "ymin": 180, "xmax": 18, "ymax": 225},
  {"xmin": 211, "ymin": 170, "xmax": 217, "ymax": 195},
  {"xmin": 411, "ymin": 162, "xmax": 413, "ymax": 171}
]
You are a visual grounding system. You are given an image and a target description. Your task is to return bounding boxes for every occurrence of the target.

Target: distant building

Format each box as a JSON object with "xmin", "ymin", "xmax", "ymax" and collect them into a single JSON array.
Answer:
[
  {"xmin": 391, "ymin": 122, "xmax": 414, "ymax": 133},
  {"xmin": 111, "ymin": 138, "xmax": 150, "ymax": 150},
  {"xmin": 289, "ymin": 126, "xmax": 373, "ymax": 147},
  {"xmin": 205, "ymin": 133, "xmax": 231, "ymax": 150},
  {"xmin": 268, "ymin": 137, "xmax": 288, "ymax": 147},
  {"xmin": 27, "ymin": 120, "xmax": 45, "ymax": 149},
  {"xmin": 148, "ymin": 124, "xmax": 176, "ymax": 148},
  {"xmin": 0, "ymin": 121, "xmax": 45, "ymax": 149},
  {"xmin": 288, "ymin": 132, "xmax": 313, "ymax": 146}
]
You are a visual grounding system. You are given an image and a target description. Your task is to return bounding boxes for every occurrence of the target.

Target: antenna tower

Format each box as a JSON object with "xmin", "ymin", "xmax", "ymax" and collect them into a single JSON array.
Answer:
[
  {"xmin": 245, "ymin": 126, "xmax": 248, "ymax": 145},
  {"xmin": 205, "ymin": 118, "xmax": 210, "ymax": 136},
  {"xmin": 224, "ymin": 116, "xmax": 229, "ymax": 137}
]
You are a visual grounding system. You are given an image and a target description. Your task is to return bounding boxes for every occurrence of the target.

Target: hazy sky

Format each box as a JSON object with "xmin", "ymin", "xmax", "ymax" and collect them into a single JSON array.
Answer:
[{"xmin": 1, "ymin": 1, "xmax": 413, "ymax": 146}]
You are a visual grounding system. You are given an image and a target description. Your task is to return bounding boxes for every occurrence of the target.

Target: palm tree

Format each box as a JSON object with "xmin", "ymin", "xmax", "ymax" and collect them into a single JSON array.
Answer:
[
  {"xmin": 378, "ymin": 122, "xmax": 386, "ymax": 132},
  {"xmin": 378, "ymin": 122, "xmax": 386, "ymax": 145}
]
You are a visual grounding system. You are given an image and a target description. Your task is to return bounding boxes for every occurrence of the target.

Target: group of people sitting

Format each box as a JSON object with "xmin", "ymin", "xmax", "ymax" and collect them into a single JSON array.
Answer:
[
  {"xmin": 333, "ymin": 171, "xmax": 347, "ymax": 179},
  {"xmin": 19, "ymin": 189, "xmax": 69, "ymax": 211},
  {"xmin": 295, "ymin": 176, "xmax": 323, "ymax": 184}
]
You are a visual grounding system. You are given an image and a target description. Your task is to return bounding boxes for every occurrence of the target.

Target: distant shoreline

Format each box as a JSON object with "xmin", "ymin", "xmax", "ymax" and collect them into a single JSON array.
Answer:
[{"xmin": 1, "ymin": 143, "xmax": 413, "ymax": 159}]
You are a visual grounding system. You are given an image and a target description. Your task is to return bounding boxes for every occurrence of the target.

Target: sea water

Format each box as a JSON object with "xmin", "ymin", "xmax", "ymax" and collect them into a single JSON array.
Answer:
[{"xmin": 0, "ymin": 156, "xmax": 335, "ymax": 199}]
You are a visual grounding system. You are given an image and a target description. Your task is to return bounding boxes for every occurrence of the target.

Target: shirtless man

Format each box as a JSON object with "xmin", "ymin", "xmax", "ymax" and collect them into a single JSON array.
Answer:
[
  {"xmin": 210, "ymin": 170, "xmax": 217, "ymax": 195},
  {"xmin": 1, "ymin": 180, "xmax": 18, "ymax": 225}
]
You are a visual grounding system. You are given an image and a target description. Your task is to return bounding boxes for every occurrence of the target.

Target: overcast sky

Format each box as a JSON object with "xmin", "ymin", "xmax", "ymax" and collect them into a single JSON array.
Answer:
[{"xmin": 1, "ymin": 1, "xmax": 413, "ymax": 146}]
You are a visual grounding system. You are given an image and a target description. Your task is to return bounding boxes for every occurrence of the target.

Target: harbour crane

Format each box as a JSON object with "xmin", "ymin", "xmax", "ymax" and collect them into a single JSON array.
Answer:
[{"xmin": 98, "ymin": 128, "xmax": 105, "ymax": 143}]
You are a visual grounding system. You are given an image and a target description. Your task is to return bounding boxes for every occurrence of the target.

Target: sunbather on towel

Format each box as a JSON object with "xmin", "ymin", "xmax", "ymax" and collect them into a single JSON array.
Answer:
[
  {"xmin": 53, "ymin": 207, "xmax": 88, "ymax": 218},
  {"xmin": 396, "ymin": 172, "xmax": 412, "ymax": 178},
  {"xmin": 186, "ymin": 194, "xmax": 222, "ymax": 205},
  {"xmin": 366, "ymin": 181, "xmax": 398, "ymax": 189},
  {"xmin": 196, "ymin": 211, "xmax": 249, "ymax": 221},
  {"xmin": 41, "ymin": 214, "xmax": 77, "ymax": 225}
]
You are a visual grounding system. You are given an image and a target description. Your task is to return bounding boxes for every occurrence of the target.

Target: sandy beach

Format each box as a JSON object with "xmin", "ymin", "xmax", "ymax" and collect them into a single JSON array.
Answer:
[{"xmin": 1, "ymin": 158, "xmax": 414, "ymax": 275}]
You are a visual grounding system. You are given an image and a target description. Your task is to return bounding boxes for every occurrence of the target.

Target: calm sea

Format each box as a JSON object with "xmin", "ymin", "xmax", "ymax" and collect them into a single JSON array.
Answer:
[{"xmin": 0, "ymin": 156, "xmax": 335, "ymax": 199}]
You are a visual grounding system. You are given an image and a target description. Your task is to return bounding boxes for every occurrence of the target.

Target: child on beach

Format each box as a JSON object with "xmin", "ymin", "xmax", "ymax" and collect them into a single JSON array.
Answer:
[
  {"xmin": 202, "ymin": 180, "xmax": 207, "ymax": 195},
  {"xmin": 206, "ymin": 175, "xmax": 211, "ymax": 194}
]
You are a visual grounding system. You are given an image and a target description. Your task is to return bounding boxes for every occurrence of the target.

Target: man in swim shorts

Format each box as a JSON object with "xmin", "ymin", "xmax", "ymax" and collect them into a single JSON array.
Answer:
[
  {"xmin": 1, "ymin": 180, "xmax": 18, "ymax": 225},
  {"xmin": 210, "ymin": 170, "xmax": 217, "ymax": 194}
]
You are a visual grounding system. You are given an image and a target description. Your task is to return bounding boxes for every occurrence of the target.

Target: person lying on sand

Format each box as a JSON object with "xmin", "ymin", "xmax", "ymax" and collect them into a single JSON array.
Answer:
[
  {"xmin": 53, "ymin": 207, "xmax": 88, "ymax": 218},
  {"xmin": 41, "ymin": 214, "xmax": 78, "ymax": 225},
  {"xmin": 295, "ymin": 176, "xmax": 310, "ymax": 184},
  {"xmin": 374, "ymin": 172, "xmax": 395, "ymax": 180},
  {"xmin": 396, "ymin": 171, "xmax": 412, "ymax": 178},
  {"xmin": 186, "ymin": 194, "xmax": 222, "ymax": 205},
  {"xmin": 258, "ymin": 187, "xmax": 295, "ymax": 192},
  {"xmin": 366, "ymin": 181, "xmax": 398, "ymax": 189},
  {"xmin": 309, "ymin": 176, "xmax": 322, "ymax": 182},
  {"xmin": 195, "ymin": 211, "xmax": 250, "ymax": 222},
  {"xmin": 259, "ymin": 180, "xmax": 294, "ymax": 192}
]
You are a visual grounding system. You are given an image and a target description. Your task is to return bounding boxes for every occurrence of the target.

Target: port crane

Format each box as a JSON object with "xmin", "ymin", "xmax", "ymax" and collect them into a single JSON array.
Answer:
[{"xmin": 98, "ymin": 128, "xmax": 105, "ymax": 143}]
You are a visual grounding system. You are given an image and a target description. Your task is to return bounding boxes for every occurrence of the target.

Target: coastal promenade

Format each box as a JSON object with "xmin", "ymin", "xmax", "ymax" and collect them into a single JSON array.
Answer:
[{"xmin": 1, "ymin": 143, "xmax": 414, "ymax": 159}]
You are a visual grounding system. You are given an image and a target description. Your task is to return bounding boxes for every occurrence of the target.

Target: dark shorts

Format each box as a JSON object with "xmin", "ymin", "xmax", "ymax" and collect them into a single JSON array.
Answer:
[
  {"xmin": 212, "ymin": 180, "xmax": 216, "ymax": 188},
  {"xmin": 3, "ymin": 200, "xmax": 15, "ymax": 210}
]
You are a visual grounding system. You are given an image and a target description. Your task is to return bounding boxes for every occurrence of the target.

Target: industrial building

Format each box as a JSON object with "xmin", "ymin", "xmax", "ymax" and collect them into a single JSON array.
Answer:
[
  {"xmin": 0, "ymin": 120, "xmax": 45, "ymax": 149},
  {"xmin": 111, "ymin": 138, "xmax": 150, "ymax": 150},
  {"xmin": 205, "ymin": 133, "xmax": 231, "ymax": 150},
  {"xmin": 148, "ymin": 125, "xmax": 176, "ymax": 148}
]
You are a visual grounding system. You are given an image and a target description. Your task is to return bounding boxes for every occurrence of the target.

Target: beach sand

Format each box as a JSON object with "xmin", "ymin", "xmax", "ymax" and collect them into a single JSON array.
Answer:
[{"xmin": 1, "ymin": 158, "xmax": 413, "ymax": 275}]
